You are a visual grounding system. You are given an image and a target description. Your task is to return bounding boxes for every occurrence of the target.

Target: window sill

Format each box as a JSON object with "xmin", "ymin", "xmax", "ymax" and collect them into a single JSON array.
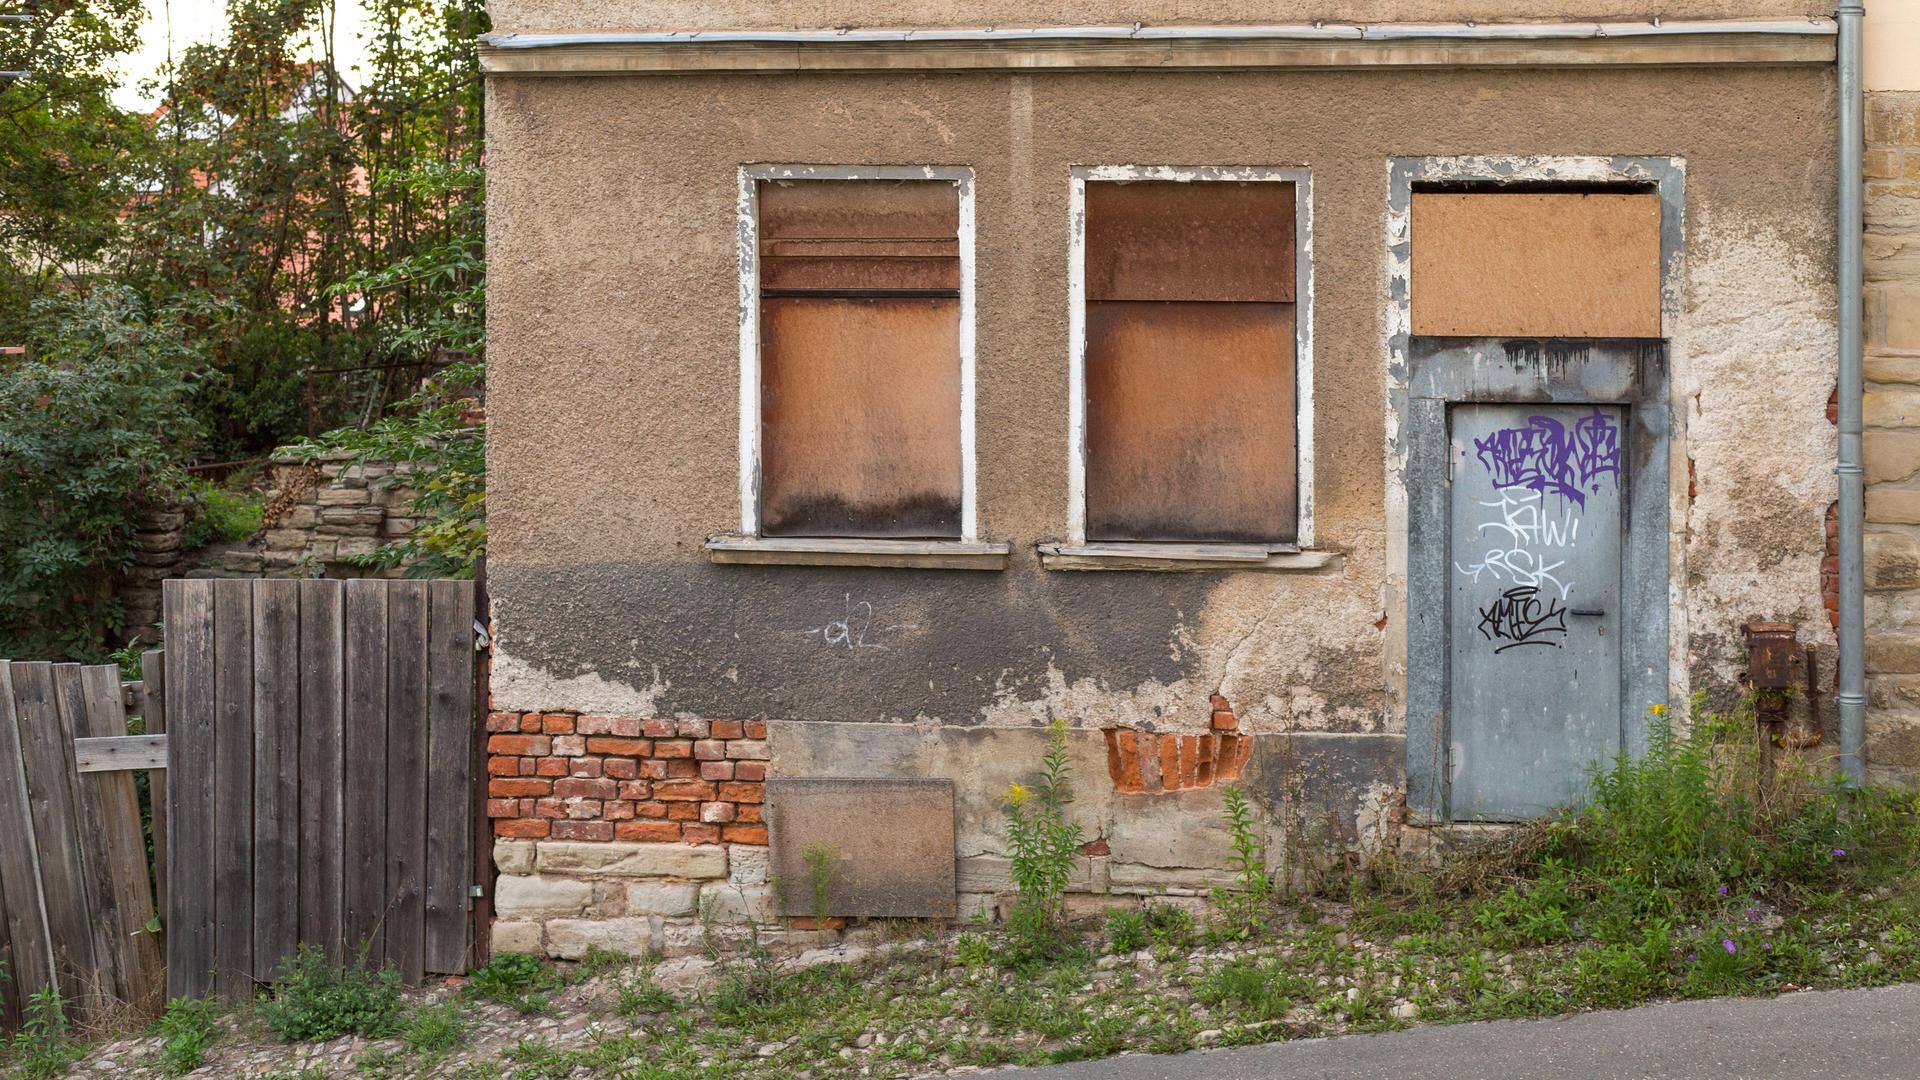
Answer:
[
  {"xmin": 705, "ymin": 536, "xmax": 1012, "ymax": 570},
  {"xmin": 1037, "ymin": 542, "xmax": 1341, "ymax": 572}
]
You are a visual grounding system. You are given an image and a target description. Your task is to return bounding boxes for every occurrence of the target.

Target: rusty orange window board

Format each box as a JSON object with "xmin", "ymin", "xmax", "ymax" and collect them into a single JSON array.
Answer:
[
  {"xmin": 756, "ymin": 179, "xmax": 963, "ymax": 538},
  {"xmin": 1083, "ymin": 180, "xmax": 1298, "ymax": 544}
]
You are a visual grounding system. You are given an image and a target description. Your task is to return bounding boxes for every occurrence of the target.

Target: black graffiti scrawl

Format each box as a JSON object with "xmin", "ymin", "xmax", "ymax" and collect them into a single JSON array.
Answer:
[
  {"xmin": 1473, "ymin": 409, "xmax": 1622, "ymax": 508},
  {"xmin": 1475, "ymin": 585, "xmax": 1568, "ymax": 652}
]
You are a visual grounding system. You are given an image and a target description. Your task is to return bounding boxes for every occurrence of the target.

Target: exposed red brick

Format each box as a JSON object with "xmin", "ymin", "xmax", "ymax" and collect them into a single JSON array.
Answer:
[
  {"xmin": 585, "ymin": 737, "xmax": 651, "ymax": 756},
  {"xmin": 700, "ymin": 761, "xmax": 735, "ymax": 781},
  {"xmin": 654, "ymin": 739, "xmax": 693, "ymax": 759},
  {"xmin": 486, "ymin": 711, "xmax": 520, "ymax": 733},
  {"xmin": 555, "ymin": 777, "xmax": 619, "ymax": 800},
  {"xmin": 532, "ymin": 798, "xmax": 564, "ymax": 819},
  {"xmin": 710, "ymin": 720, "xmax": 745, "ymax": 739},
  {"xmin": 701, "ymin": 801, "xmax": 737, "ymax": 823},
  {"xmin": 603, "ymin": 800, "xmax": 636, "ymax": 820},
  {"xmin": 639, "ymin": 759, "xmax": 669, "ymax": 779},
  {"xmin": 676, "ymin": 719, "xmax": 711, "ymax": 738},
  {"xmin": 489, "ymin": 778, "xmax": 550, "ymax": 798},
  {"xmin": 666, "ymin": 801, "xmax": 701, "ymax": 821},
  {"xmin": 551, "ymin": 735, "xmax": 585, "ymax": 756},
  {"xmin": 564, "ymin": 799, "xmax": 601, "ymax": 820},
  {"xmin": 717, "ymin": 782, "xmax": 764, "ymax": 804},
  {"xmin": 1079, "ymin": 837, "xmax": 1110, "ymax": 856},
  {"xmin": 723, "ymin": 824, "xmax": 769, "ymax": 845},
  {"xmin": 656, "ymin": 779, "xmax": 715, "ymax": 801},
  {"xmin": 1179, "ymin": 735, "xmax": 1200, "ymax": 788},
  {"xmin": 486, "ymin": 756, "xmax": 520, "ymax": 776},
  {"xmin": 534, "ymin": 758, "xmax": 568, "ymax": 778},
  {"xmin": 736, "ymin": 804, "xmax": 763, "ymax": 824},
  {"xmin": 604, "ymin": 757, "xmax": 638, "ymax": 780},
  {"xmin": 789, "ymin": 916, "xmax": 847, "ymax": 930},
  {"xmin": 518, "ymin": 757, "xmax": 537, "ymax": 776},
  {"xmin": 552, "ymin": 821, "xmax": 613, "ymax": 841},
  {"xmin": 1195, "ymin": 734, "xmax": 1216, "ymax": 787},
  {"xmin": 487, "ymin": 734, "xmax": 549, "ymax": 756},
  {"xmin": 1211, "ymin": 710, "xmax": 1238, "ymax": 732},
  {"xmin": 486, "ymin": 798, "xmax": 520, "ymax": 818},
  {"xmin": 495, "ymin": 819, "xmax": 549, "ymax": 838},
  {"xmin": 1115, "ymin": 730, "xmax": 1145, "ymax": 792},
  {"xmin": 542, "ymin": 713, "xmax": 575, "ymax": 734},
  {"xmin": 734, "ymin": 761, "xmax": 768, "ymax": 783},
  {"xmin": 617, "ymin": 780, "xmax": 651, "ymax": 800},
  {"xmin": 682, "ymin": 823, "xmax": 721, "ymax": 844},
  {"xmin": 643, "ymin": 718, "xmax": 676, "ymax": 738},
  {"xmin": 578, "ymin": 714, "xmax": 641, "ymax": 737},
  {"xmin": 569, "ymin": 757, "xmax": 604, "ymax": 778},
  {"xmin": 519, "ymin": 713, "xmax": 543, "ymax": 733},
  {"xmin": 725, "ymin": 740, "xmax": 769, "ymax": 761},
  {"xmin": 665, "ymin": 759, "xmax": 700, "ymax": 779},
  {"xmin": 615, "ymin": 821, "xmax": 681, "ymax": 842},
  {"xmin": 1209, "ymin": 693, "xmax": 1231, "ymax": 713},
  {"xmin": 744, "ymin": 720, "xmax": 769, "ymax": 739},
  {"xmin": 1158, "ymin": 735, "xmax": 1180, "ymax": 791},
  {"xmin": 634, "ymin": 801, "xmax": 668, "ymax": 819},
  {"xmin": 693, "ymin": 739, "xmax": 727, "ymax": 761}
]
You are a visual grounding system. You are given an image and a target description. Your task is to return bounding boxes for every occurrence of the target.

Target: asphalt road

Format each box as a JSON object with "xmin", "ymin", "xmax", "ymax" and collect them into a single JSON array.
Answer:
[{"xmin": 996, "ymin": 983, "xmax": 1920, "ymax": 1080}]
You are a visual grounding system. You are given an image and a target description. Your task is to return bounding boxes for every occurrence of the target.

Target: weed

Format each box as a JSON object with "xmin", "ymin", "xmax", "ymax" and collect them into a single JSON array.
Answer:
[
  {"xmin": 1212, "ymin": 785, "xmax": 1274, "ymax": 938},
  {"xmin": 156, "ymin": 996, "xmax": 218, "ymax": 1075},
  {"xmin": 465, "ymin": 951, "xmax": 556, "ymax": 1015},
  {"xmin": 697, "ymin": 891, "xmax": 724, "ymax": 959},
  {"xmin": 258, "ymin": 945, "xmax": 405, "ymax": 1042},
  {"xmin": 616, "ymin": 972, "xmax": 676, "ymax": 1017},
  {"xmin": 4, "ymin": 986, "xmax": 83, "ymax": 1079},
  {"xmin": 1105, "ymin": 909, "xmax": 1147, "ymax": 953},
  {"xmin": 954, "ymin": 933, "xmax": 994, "ymax": 967},
  {"xmin": 803, "ymin": 843, "xmax": 836, "ymax": 931},
  {"xmin": 1193, "ymin": 957, "xmax": 1301, "ymax": 1021},
  {"xmin": 353, "ymin": 1045, "xmax": 405, "ymax": 1078},
  {"xmin": 573, "ymin": 944, "xmax": 630, "ymax": 981},
  {"xmin": 401, "ymin": 999, "xmax": 470, "ymax": 1056},
  {"xmin": 1004, "ymin": 719, "xmax": 1085, "ymax": 957}
]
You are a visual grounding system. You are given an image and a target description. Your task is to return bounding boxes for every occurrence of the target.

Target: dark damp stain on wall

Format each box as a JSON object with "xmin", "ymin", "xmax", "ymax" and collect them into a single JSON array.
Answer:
[{"xmin": 488, "ymin": 560, "xmax": 1220, "ymax": 722}]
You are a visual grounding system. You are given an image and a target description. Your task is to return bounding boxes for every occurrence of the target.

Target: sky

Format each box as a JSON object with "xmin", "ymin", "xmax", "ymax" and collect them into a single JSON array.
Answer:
[{"xmin": 113, "ymin": 0, "xmax": 377, "ymax": 109}]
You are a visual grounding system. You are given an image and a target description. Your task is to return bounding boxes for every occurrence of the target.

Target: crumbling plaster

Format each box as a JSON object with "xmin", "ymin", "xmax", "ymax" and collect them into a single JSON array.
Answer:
[
  {"xmin": 485, "ymin": 1, "xmax": 1829, "ymax": 35},
  {"xmin": 485, "ymin": 64, "xmax": 1836, "ymax": 764}
]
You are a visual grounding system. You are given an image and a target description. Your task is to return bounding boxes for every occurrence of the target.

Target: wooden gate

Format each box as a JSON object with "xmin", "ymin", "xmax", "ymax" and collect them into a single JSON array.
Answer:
[
  {"xmin": 162, "ymin": 578, "xmax": 479, "ymax": 1001},
  {"xmin": 0, "ymin": 659, "xmax": 165, "ymax": 1027}
]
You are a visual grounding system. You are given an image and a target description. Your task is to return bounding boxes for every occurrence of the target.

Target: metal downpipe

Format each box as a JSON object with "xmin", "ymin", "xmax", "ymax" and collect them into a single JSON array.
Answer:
[{"xmin": 1837, "ymin": 0, "xmax": 1867, "ymax": 785}]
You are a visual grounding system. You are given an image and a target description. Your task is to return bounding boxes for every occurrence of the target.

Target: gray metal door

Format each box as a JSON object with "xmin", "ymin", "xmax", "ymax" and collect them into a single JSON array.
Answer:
[{"xmin": 1448, "ymin": 403, "xmax": 1625, "ymax": 820}]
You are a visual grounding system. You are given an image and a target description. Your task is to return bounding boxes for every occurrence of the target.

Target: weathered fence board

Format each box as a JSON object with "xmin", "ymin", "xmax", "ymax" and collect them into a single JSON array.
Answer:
[
  {"xmin": 0, "ymin": 660, "xmax": 164, "ymax": 1028},
  {"xmin": 164, "ymin": 577, "xmax": 478, "ymax": 1002},
  {"xmin": 74, "ymin": 735, "xmax": 169, "ymax": 772},
  {"xmin": 143, "ymin": 651, "xmax": 170, "ymax": 924},
  {"xmin": 297, "ymin": 580, "xmax": 344, "ymax": 964},
  {"xmin": 165, "ymin": 578, "xmax": 216, "ymax": 1000},
  {"xmin": 425, "ymin": 579, "xmax": 476, "ymax": 974}
]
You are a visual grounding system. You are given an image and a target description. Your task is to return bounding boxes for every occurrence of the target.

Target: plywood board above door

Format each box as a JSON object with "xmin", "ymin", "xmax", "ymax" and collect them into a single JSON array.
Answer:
[{"xmin": 1411, "ymin": 192, "xmax": 1661, "ymax": 338}]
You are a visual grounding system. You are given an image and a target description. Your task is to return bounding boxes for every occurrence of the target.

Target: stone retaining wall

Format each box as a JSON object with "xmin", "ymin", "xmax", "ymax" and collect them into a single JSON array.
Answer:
[{"xmin": 219, "ymin": 454, "xmax": 418, "ymax": 578}]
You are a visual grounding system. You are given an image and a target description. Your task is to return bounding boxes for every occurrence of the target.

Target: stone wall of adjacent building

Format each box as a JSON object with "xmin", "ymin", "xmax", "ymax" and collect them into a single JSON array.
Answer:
[
  {"xmin": 216, "ymin": 454, "xmax": 419, "ymax": 578},
  {"xmin": 1862, "ymin": 89, "xmax": 1920, "ymax": 785}
]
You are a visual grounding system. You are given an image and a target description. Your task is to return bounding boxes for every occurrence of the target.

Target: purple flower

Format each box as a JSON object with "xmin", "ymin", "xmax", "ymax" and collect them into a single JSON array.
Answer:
[
  {"xmin": 1723, "ymin": 939, "xmax": 1738, "ymax": 955},
  {"xmin": 1717, "ymin": 885, "xmax": 1729, "ymax": 897},
  {"xmin": 1746, "ymin": 908, "xmax": 1762, "ymax": 922},
  {"xmin": 1833, "ymin": 849, "xmax": 1848, "ymax": 858},
  {"xmin": 1685, "ymin": 952, "xmax": 1698, "ymax": 963},
  {"xmin": 1763, "ymin": 943, "xmax": 1774, "ymax": 951}
]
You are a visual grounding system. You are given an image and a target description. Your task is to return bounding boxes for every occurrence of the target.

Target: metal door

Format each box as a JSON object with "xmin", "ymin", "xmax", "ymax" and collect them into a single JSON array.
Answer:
[{"xmin": 1447, "ymin": 403, "xmax": 1625, "ymax": 820}]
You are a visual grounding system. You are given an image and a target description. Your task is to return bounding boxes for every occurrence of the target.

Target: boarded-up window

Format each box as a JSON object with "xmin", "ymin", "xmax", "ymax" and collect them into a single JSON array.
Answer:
[
  {"xmin": 1083, "ymin": 180, "xmax": 1298, "ymax": 544},
  {"xmin": 1410, "ymin": 192, "xmax": 1662, "ymax": 338},
  {"xmin": 757, "ymin": 180, "xmax": 962, "ymax": 538}
]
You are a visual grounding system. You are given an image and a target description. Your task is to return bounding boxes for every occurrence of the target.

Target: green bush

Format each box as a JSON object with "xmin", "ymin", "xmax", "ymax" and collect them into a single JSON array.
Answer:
[
  {"xmin": 464, "ymin": 952, "xmax": 555, "ymax": 1015},
  {"xmin": 257, "ymin": 945, "xmax": 405, "ymax": 1042},
  {"xmin": 179, "ymin": 475, "xmax": 265, "ymax": 550},
  {"xmin": 0, "ymin": 287, "xmax": 199, "ymax": 660}
]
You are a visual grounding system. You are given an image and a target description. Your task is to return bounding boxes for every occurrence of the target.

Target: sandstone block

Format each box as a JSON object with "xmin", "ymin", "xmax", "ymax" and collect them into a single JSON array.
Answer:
[
  {"xmin": 1869, "ymin": 631, "xmax": 1920, "ymax": 674},
  {"xmin": 1870, "ymin": 284, "xmax": 1920, "ymax": 353},
  {"xmin": 1865, "ymin": 390, "xmax": 1920, "ymax": 428},
  {"xmin": 1867, "ymin": 431, "xmax": 1920, "ymax": 484},
  {"xmin": 494, "ymin": 840, "xmax": 536, "ymax": 875},
  {"xmin": 1866, "ymin": 711, "xmax": 1920, "ymax": 776},
  {"xmin": 535, "ymin": 840, "xmax": 726, "ymax": 879},
  {"xmin": 703, "ymin": 884, "xmax": 777, "ymax": 924},
  {"xmin": 491, "ymin": 920, "xmax": 544, "ymax": 956},
  {"xmin": 625, "ymin": 881, "xmax": 700, "ymax": 916},
  {"xmin": 493, "ymin": 874, "xmax": 592, "ymax": 918},
  {"xmin": 316, "ymin": 487, "xmax": 371, "ymax": 506},
  {"xmin": 545, "ymin": 918, "xmax": 651, "ymax": 960},
  {"xmin": 1869, "ymin": 489, "xmax": 1920, "ymax": 525},
  {"xmin": 729, "ymin": 845, "xmax": 768, "ymax": 885},
  {"xmin": 1866, "ymin": 531, "xmax": 1920, "ymax": 590}
]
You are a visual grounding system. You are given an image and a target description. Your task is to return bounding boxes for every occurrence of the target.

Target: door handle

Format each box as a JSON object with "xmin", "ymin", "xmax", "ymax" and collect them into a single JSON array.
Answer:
[{"xmin": 1570, "ymin": 608, "xmax": 1606, "ymax": 618}]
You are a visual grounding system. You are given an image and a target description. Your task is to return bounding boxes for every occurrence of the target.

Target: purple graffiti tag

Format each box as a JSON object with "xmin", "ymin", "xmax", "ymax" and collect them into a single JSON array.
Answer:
[{"xmin": 1473, "ymin": 409, "xmax": 1622, "ymax": 509}]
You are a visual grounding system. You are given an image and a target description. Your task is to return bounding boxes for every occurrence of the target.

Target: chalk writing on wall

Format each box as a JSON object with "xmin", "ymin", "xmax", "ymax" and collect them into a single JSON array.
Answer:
[{"xmin": 802, "ymin": 593, "xmax": 918, "ymax": 652}]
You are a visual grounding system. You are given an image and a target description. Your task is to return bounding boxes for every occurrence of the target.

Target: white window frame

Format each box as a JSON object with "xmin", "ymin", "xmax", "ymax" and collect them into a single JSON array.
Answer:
[
  {"xmin": 1064, "ymin": 165, "xmax": 1315, "ymax": 554},
  {"xmin": 733, "ymin": 164, "xmax": 979, "ymax": 543}
]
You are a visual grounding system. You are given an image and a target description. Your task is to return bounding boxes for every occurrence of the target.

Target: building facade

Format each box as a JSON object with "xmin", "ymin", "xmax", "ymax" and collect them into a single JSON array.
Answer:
[{"xmin": 480, "ymin": 1, "xmax": 1863, "ymax": 958}]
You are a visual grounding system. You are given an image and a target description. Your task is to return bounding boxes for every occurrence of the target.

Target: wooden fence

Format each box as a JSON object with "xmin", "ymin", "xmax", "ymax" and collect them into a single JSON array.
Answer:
[
  {"xmin": 163, "ymin": 577, "xmax": 481, "ymax": 1001},
  {"xmin": 0, "ymin": 658, "xmax": 166, "ymax": 1028}
]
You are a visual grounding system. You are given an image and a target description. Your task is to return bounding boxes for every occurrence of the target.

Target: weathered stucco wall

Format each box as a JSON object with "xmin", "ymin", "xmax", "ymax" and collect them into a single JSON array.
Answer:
[
  {"xmin": 486, "ymin": 1, "xmax": 1828, "ymax": 34},
  {"xmin": 482, "ymin": 57, "xmax": 1839, "ymax": 941}
]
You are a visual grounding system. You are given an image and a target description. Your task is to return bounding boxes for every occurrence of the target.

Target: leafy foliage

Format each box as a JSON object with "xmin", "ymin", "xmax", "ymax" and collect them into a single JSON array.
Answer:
[
  {"xmin": 156, "ymin": 996, "xmax": 219, "ymax": 1075},
  {"xmin": 257, "ymin": 945, "xmax": 406, "ymax": 1042},
  {"xmin": 0, "ymin": 288, "xmax": 198, "ymax": 660},
  {"xmin": 1, "ymin": 985, "xmax": 83, "ymax": 1078},
  {"xmin": 464, "ymin": 952, "xmax": 555, "ymax": 1015}
]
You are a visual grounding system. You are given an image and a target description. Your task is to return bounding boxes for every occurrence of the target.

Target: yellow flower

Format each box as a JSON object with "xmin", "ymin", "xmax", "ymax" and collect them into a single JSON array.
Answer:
[
  {"xmin": 1649, "ymin": 703, "xmax": 1668, "ymax": 717},
  {"xmin": 1007, "ymin": 782, "xmax": 1031, "ymax": 806}
]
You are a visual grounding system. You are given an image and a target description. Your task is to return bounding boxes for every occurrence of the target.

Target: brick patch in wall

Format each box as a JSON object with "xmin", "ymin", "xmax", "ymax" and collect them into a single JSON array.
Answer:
[
  {"xmin": 485, "ymin": 713, "xmax": 769, "ymax": 845},
  {"xmin": 1103, "ymin": 694, "xmax": 1252, "ymax": 794}
]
